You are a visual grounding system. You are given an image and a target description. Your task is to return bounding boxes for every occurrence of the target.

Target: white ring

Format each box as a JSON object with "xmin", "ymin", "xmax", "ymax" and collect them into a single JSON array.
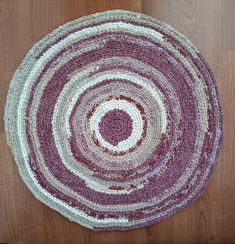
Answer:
[{"xmin": 89, "ymin": 100, "xmax": 144, "ymax": 151}]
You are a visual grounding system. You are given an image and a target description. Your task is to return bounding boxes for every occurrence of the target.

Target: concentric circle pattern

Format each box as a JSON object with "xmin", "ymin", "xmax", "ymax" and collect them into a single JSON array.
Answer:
[{"xmin": 4, "ymin": 10, "xmax": 223, "ymax": 231}]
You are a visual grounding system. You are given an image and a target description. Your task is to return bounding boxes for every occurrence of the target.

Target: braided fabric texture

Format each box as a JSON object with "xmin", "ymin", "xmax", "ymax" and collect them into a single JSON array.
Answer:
[{"xmin": 4, "ymin": 10, "xmax": 223, "ymax": 231}]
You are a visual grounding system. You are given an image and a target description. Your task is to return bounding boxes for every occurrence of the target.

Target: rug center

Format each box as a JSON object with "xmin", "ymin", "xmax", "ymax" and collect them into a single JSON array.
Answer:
[{"xmin": 98, "ymin": 109, "xmax": 133, "ymax": 146}]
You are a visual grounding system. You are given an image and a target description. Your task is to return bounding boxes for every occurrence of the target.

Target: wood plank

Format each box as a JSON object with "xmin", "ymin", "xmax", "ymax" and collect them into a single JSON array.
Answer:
[{"xmin": 142, "ymin": 1, "xmax": 235, "ymax": 243}]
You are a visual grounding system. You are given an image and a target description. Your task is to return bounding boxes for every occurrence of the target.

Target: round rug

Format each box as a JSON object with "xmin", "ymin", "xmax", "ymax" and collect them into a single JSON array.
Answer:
[{"xmin": 4, "ymin": 10, "xmax": 223, "ymax": 231}]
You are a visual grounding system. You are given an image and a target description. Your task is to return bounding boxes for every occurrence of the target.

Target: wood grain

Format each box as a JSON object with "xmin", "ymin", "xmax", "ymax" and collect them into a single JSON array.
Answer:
[{"xmin": 0, "ymin": 0, "xmax": 234, "ymax": 243}]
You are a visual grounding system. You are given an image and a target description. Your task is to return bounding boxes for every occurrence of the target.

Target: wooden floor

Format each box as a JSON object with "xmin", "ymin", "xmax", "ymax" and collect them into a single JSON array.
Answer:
[{"xmin": 0, "ymin": 0, "xmax": 234, "ymax": 243}]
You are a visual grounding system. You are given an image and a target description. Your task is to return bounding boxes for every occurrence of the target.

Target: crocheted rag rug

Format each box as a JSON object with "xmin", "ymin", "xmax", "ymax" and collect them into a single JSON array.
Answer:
[{"xmin": 4, "ymin": 10, "xmax": 223, "ymax": 231}]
